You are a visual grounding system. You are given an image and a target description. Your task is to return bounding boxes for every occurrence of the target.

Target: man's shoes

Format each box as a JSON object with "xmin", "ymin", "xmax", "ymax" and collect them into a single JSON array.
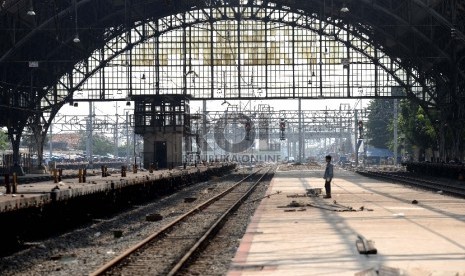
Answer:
[{"xmin": 323, "ymin": 195, "xmax": 331, "ymax": 199}]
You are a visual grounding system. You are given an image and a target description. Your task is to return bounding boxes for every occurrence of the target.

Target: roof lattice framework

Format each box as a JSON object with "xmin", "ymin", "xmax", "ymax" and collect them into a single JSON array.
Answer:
[{"xmin": 0, "ymin": 0, "xmax": 464, "ymax": 129}]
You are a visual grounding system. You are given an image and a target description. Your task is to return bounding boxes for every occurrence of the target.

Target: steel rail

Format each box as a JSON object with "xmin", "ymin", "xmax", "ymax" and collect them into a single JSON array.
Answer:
[
  {"xmin": 357, "ymin": 170, "xmax": 465, "ymax": 197},
  {"xmin": 89, "ymin": 167, "xmax": 267, "ymax": 276},
  {"xmin": 167, "ymin": 166, "xmax": 272, "ymax": 276}
]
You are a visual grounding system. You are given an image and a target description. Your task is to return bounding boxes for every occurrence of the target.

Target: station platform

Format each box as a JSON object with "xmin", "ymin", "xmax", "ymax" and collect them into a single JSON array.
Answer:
[
  {"xmin": 0, "ymin": 165, "xmax": 222, "ymax": 213},
  {"xmin": 229, "ymin": 167, "xmax": 465, "ymax": 276}
]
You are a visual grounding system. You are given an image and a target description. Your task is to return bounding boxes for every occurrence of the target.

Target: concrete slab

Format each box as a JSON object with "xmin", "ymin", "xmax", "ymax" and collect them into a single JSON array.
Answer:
[{"xmin": 229, "ymin": 168, "xmax": 465, "ymax": 276}]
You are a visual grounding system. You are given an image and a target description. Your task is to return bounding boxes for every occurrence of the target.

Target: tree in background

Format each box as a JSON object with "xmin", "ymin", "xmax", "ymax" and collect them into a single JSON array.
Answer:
[
  {"xmin": 398, "ymin": 100, "xmax": 437, "ymax": 161},
  {"xmin": 0, "ymin": 129, "xmax": 9, "ymax": 151},
  {"xmin": 21, "ymin": 132, "xmax": 49, "ymax": 153},
  {"xmin": 117, "ymin": 145, "xmax": 132, "ymax": 158},
  {"xmin": 77, "ymin": 132, "xmax": 115, "ymax": 156},
  {"xmin": 365, "ymin": 99, "xmax": 394, "ymax": 149}
]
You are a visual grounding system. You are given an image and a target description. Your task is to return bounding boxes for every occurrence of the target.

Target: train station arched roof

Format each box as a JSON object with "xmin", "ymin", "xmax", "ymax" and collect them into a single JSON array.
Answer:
[{"xmin": 0, "ymin": 0, "xmax": 464, "ymax": 148}]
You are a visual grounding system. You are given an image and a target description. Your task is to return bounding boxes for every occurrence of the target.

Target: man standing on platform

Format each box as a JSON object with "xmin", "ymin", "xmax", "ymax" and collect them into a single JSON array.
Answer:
[{"xmin": 323, "ymin": 155, "xmax": 334, "ymax": 198}]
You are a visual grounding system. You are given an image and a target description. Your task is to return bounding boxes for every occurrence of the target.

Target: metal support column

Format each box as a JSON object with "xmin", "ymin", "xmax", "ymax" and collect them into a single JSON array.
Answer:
[
  {"xmin": 298, "ymin": 98, "xmax": 302, "ymax": 162},
  {"xmin": 354, "ymin": 109, "xmax": 359, "ymax": 166},
  {"xmin": 86, "ymin": 102, "xmax": 94, "ymax": 167},
  {"xmin": 393, "ymin": 99, "xmax": 398, "ymax": 166},
  {"xmin": 126, "ymin": 111, "xmax": 130, "ymax": 166},
  {"xmin": 202, "ymin": 100, "xmax": 208, "ymax": 161},
  {"xmin": 114, "ymin": 104, "xmax": 119, "ymax": 158},
  {"xmin": 49, "ymin": 120, "xmax": 53, "ymax": 161}
]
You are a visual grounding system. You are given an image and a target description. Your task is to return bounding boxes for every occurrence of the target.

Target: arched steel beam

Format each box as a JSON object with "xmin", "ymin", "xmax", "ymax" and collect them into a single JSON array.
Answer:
[
  {"xmin": 1, "ymin": 0, "xmax": 452, "ymax": 108},
  {"xmin": 352, "ymin": 0, "xmax": 464, "ymax": 84},
  {"xmin": 5, "ymin": 0, "xmax": 453, "ymax": 124},
  {"xmin": 0, "ymin": 0, "xmax": 96, "ymax": 63},
  {"xmin": 410, "ymin": 0, "xmax": 465, "ymax": 41},
  {"xmin": 1, "ymin": 1, "xmax": 139, "ymax": 113},
  {"xmin": 142, "ymin": 2, "xmax": 445, "ymax": 102},
  {"xmin": 1, "ymin": 0, "xmax": 456, "ymax": 80},
  {"xmin": 56, "ymin": 4, "xmax": 432, "ymax": 104},
  {"xmin": 40, "ymin": 33, "xmax": 147, "ymax": 112}
]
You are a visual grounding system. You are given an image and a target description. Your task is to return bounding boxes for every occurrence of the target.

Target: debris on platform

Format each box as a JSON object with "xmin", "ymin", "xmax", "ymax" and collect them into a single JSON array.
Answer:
[
  {"xmin": 329, "ymin": 200, "xmax": 374, "ymax": 212},
  {"xmin": 283, "ymin": 207, "xmax": 306, "ymax": 212},
  {"xmin": 277, "ymin": 200, "xmax": 307, "ymax": 209},
  {"xmin": 355, "ymin": 235, "xmax": 377, "ymax": 255},
  {"xmin": 286, "ymin": 194, "xmax": 307, "ymax": 198},
  {"xmin": 288, "ymin": 200, "xmax": 305, "ymax": 207},
  {"xmin": 332, "ymin": 200, "xmax": 354, "ymax": 211},
  {"xmin": 306, "ymin": 188, "xmax": 322, "ymax": 197},
  {"xmin": 248, "ymin": 191, "xmax": 281, "ymax": 203},
  {"xmin": 412, "ymin": 199, "xmax": 418, "ymax": 204},
  {"xmin": 303, "ymin": 200, "xmax": 374, "ymax": 212},
  {"xmin": 306, "ymin": 203, "xmax": 337, "ymax": 211},
  {"xmin": 359, "ymin": 206, "xmax": 374, "ymax": 211}
]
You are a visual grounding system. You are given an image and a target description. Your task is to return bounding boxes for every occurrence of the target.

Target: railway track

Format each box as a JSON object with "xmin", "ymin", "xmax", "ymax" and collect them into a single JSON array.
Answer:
[
  {"xmin": 357, "ymin": 170, "xmax": 465, "ymax": 197},
  {"xmin": 90, "ymin": 167, "xmax": 272, "ymax": 276}
]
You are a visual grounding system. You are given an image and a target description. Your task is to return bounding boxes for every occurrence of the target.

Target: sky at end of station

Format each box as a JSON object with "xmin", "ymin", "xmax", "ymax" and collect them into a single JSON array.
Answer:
[{"xmin": 58, "ymin": 98, "xmax": 370, "ymax": 118}]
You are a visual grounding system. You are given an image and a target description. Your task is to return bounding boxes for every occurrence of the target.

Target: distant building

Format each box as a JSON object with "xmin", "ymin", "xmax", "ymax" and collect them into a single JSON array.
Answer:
[{"xmin": 52, "ymin": 133, "xmax": 81, "ymax": 150}]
